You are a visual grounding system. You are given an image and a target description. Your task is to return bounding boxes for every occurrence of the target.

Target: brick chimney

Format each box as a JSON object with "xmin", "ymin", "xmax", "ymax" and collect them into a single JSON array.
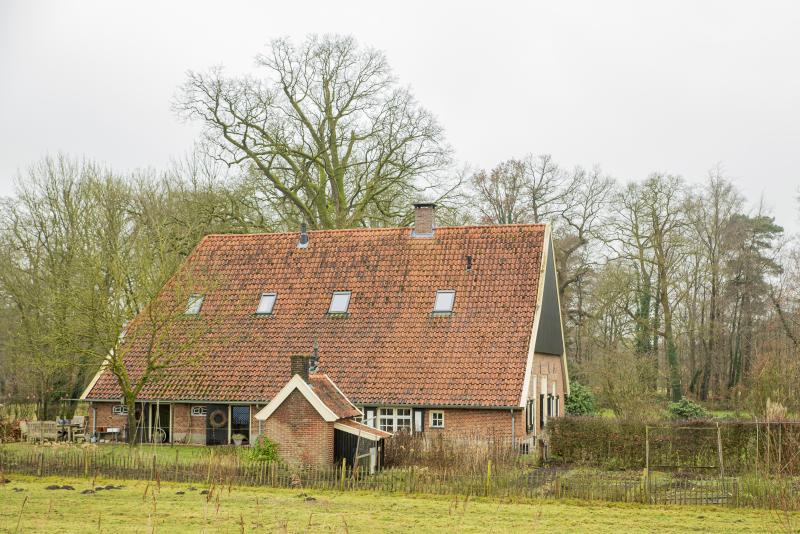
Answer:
[
  {"xmin": 290, "ymin": 355, "xmax": 310, "ymax": 382},
  {"xmin": 412, "ymin": 203, "xmax": 436, "ymax": 237}
]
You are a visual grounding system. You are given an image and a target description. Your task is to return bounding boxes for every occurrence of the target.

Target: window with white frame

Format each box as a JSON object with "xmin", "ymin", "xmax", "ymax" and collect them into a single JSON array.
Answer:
[
  {"xmin": 191, "ymin": 406, "xmax": 207, "ymax": 417},
  {"xmin": 256, "ymin": 292, "xmax": 277, "ymax": 315},
  {"xmin": 433, "ymin": 290, "xmax": 455, "ymax": 313},
  {"xmin": 185, "ymin": 294, "xmax": 204, "ymax": 315},
  {"xmin": 378, "ymin": 407, "xmax": 412, "ymax": 432},
  {"xmin": 112, "ymin": 405, "xmax": 128, "ymax": 416},
  {"xmin": 429, "ymin": 410, "xmax": 444, "ymax": 428},
  {"xmin": 328, "ymin": 291, "xmax": 352, "ymax": 314}
]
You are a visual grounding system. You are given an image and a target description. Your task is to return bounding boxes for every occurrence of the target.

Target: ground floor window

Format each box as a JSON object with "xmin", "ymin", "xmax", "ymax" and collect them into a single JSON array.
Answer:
[
  {"xmin": 429, "ymin": 410, "xmax": 444, "ymax": 428},
  {"xmin": 230, "ymin": 405, "xmax": 250, "ymax": 445},
  {"xmin": 378, "ymin": 407, "xmax": 412, "ymax": 432}
]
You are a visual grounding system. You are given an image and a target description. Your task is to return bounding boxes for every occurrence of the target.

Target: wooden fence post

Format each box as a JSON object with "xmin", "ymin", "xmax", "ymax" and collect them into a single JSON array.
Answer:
[
  {"xmin": 485, "ymin": 460, "xmax": 492, "ymax": 496},
  {"xmin": 716, "ymin": 422, "xmax": 724, "ymax": 479},
  {"xmin": 644, "ymin": 425, "xmax": 650, "ymax": 503}
]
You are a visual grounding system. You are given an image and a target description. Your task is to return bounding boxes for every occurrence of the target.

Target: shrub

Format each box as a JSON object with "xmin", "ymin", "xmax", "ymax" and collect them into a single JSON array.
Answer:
[
  {"xmin": 565, "ymin": 382, "xmax": 596, "ymax": 416},
  {"xmin": 668, "ymin": 398, "xmax": 710, "ymax": 420},
  {"xmin": 249, "ymin": 436, "xmax": 280, "ymax": 462},
  {"xmin": 585, "ymin": 347, "xmax": 661, "ymax": 419}
]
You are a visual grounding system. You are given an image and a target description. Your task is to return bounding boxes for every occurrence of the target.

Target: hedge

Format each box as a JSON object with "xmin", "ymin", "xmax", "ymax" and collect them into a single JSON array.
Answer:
[{"xmin": 548, "ymin": 417, "xmax": 800, "ymax": 474}]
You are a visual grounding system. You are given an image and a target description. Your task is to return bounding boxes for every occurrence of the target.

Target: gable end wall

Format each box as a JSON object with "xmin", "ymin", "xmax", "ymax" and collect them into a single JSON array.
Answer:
[{"xmin": 260, "ymin": 389, "xmax": 334, "ymax": 466}]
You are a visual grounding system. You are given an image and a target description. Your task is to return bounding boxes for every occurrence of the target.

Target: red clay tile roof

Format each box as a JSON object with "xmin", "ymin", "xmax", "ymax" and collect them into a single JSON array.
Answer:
[
  {"xmin": 308, "ymin": 374, "xmax": 361, "ymax": 419},
  {"xmin": 85, "ymin": 224, "xmax": 547, "ymax": 407}
]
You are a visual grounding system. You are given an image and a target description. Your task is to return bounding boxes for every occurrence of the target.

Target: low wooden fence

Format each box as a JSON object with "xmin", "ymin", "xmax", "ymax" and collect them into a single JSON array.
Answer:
[{"xmin": 1, "ymin": 447, "xmax": 797, "ymax": 510}]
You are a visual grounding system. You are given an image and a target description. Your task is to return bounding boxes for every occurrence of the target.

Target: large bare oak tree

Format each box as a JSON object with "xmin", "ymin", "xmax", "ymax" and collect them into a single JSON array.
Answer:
[{"xmin": 176, "ymin": 35, "xmax": 451, "ymax": 229}]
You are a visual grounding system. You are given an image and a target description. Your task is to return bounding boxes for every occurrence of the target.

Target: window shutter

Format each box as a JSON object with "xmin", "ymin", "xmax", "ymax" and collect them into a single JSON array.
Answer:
[
  {"xmin": 414, "ymin": 410, "xmax": 424, "ymax": 433},
  {"xmin": 539, "ymin": 394, "xmax": 546, "ymax": 428},
  {"xmin": 366, "ymin": 408, "xmax": 376, "ymax": 428}
]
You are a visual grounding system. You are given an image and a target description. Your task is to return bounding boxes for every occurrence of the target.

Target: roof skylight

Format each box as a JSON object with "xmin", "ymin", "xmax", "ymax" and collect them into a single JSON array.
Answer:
[
  {"xmin": 256, "ymin": 292, "xmax": 277, "ymax": 315},
  {"xmin": 433, "ymin": 290, "xmax": 455, "ymax": 313},
  {"xmin": 328, "ymin": 291, "xmax": 351, "ymax": 314},
  {"xmin": 185, "ymin": 294, "xmax": 204, "ymax": 315}
]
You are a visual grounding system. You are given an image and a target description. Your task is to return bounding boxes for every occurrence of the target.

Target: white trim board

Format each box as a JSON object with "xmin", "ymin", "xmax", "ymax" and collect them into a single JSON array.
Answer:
[
  {"xmin": 333, "ymin": 422, "xmax": 387, "ymax": 441},
  {"xmin": 519, "ymin": 224, "xmax": 552, "ymax": 407},
  {"xmin": 80, "ymin": 353, "xmax": 112, "ymax": 400},
  {"xmin": 254, "ymin": 374, "xmax": 339, "ymax": 422}
]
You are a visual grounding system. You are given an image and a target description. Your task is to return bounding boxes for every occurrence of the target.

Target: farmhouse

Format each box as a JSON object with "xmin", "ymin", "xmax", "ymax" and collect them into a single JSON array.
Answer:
[{"xmin": 81, "ymin": 204, "xmax": 568, "ymax": 464}]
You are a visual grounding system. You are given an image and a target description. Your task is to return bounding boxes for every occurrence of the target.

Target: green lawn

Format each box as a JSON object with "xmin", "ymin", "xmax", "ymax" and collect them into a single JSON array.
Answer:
[
  {"xmin": 1, "ymin": 475, "xmax": 796, "ymax": 533},
  {"xmin": 2, "ymin": 442, "xmax": 237, "ymax": 462}
]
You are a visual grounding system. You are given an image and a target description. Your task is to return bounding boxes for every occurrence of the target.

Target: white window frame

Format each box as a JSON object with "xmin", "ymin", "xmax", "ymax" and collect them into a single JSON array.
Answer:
[
  {"xmin": 112, "ymin": 405, "xmax": 128, "ymax": 416},
  {"xmin": 429, "ymin": 410, "xmax": 445, "ymax": 429},
  {"xmin": 433, "ymin": 290, "xmax": 455, "ymax": 313},
  {"xmin": 378, "ymin": 407, "xmax": 412, "ymax": 432},
  {"xmin": 256, "ymin": 292, "xmax": 277, "ymax": 315},
  {"xmin": 191, "ymin": 406, "xmax": 207, "ymax": 417},
  {"xmin": 328, "ymin": 291, "xmax": 352, "ymax": 314},
  {"xmin": 185, "ymin": 294, "xmax": 204, "ymax": 315}
]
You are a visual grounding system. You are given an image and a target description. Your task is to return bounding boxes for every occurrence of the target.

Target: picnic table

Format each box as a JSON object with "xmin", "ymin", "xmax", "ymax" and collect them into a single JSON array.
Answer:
[{"xmin": 57, "ymin": 421, "xmax": 78, "ymax": 441}]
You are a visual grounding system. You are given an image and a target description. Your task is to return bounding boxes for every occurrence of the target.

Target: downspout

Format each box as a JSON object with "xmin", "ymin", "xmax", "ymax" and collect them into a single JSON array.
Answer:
[{"xmin": 510, "ymin": 408, "xmax": 515, "ymax": 447}]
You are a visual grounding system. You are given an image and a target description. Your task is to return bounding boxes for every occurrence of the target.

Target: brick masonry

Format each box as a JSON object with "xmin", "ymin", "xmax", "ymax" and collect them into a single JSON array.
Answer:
[
  {"xmin": 90, "ymin": 402, "xmax": 128, "ymax": 431},
  {"xmin": 530, "ymin": 352, "xmax": 566, "ymax": 415},
  {"xmin": 420, "ymin": 408, "xmax": 526, "ymax": 439},
  {"xmin": 260, "ymin": 389, "xmax": 333, "ymax": 467},
  {"xmin": 413, "ymin": 204, "xmax": 435, "ymax": 235}
]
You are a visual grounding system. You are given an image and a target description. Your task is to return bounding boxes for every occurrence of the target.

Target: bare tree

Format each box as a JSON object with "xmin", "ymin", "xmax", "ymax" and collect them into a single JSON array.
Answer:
[
  {"xmin": 687, "ymin": 170, "xmax": 743, "ymax": 399},
  {"xmin": 470, "ymin": 159, "xmax": 528, "ymax": 224},
  {"xmin": 641, "ymin": 174, "xmax": 689, "ymax": 401},
  {"xmin": 176, "ymin": 35, "xmax": 452, "ymax": 230},
  {"xmin": 525, "ymin": 154, "xmax": 576, "ymax": 224}
]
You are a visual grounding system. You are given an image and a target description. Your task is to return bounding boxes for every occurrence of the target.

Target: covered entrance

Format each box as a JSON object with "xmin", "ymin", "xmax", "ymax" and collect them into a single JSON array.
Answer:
[
  {"xmin": 205, "ymin": 404, "xmax": 250, "ymax": 445},
  {"xmin": 132, "ymin": 402, "xmax": 171, "ymax": 443}
]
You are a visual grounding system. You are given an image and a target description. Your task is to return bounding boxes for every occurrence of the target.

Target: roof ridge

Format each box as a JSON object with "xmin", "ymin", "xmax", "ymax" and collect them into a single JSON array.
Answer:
[{"xmin": 202, "ymin": 222, "xmax": 548, "ymax": 239}]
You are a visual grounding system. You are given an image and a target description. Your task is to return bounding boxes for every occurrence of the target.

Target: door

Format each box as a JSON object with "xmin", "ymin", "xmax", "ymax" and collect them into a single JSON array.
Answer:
[
  {"xmin": 206, "ymin": 404, "xmax": 228, "ymax": 446},
  {"xmin": 230, "ymin": 406, "xmax": 250, "ymax": 445},
  {"xmin": 150, "ymin": 404, "xmax": 171, "ymax": 443}
]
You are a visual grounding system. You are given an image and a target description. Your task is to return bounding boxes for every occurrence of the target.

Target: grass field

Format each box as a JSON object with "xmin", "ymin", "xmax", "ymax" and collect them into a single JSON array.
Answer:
[
  {"xmin": 0, "ymin": 443, "xmax": 229, "ymax": 462},
  {"xmin": 1, "ymin": 475, "xmax": 797, "ymax": 533}
]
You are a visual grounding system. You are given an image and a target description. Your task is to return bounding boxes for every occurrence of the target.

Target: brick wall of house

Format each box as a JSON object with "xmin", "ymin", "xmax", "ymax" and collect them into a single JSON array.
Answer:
[
  {"xmin": 419, "ymin": 408, "xmax": 525, "ymax": 439},
  {"xmin": 91, "ymin": 402, "xmax": 127, "ymax": 431},
  {"xmin": 261, "ymin": 390, "xmax": 334, "ymax": 467},
  {"xmin": 530, "ymin": 353, "xmax": 566, "ymax": 416},
  {"xmin": 172, "ymin": 404, "xmax": 207, "ymax": 445}
]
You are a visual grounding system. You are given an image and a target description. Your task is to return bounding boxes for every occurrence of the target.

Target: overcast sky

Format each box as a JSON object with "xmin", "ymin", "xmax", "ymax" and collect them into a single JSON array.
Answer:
[{"xmin": 1, "ymin": 0, "xmax": 798, "ymax": 231}]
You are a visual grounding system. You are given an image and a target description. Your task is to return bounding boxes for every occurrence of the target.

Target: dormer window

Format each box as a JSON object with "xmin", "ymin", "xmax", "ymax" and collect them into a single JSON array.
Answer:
[
  {"xmin": 256, "ymin": 293, "xmax": 277, "ymax": 315},
  {"xmin": 185, "ymin": 294, "xmax": 204, "ymax": 315},
  {"xmin": 433, "ymin": 290, "xmax": 455, "ymax": 314},
  {"xmin": 328, "ymin": 291, "xmax": 351, "ymax": 314}
]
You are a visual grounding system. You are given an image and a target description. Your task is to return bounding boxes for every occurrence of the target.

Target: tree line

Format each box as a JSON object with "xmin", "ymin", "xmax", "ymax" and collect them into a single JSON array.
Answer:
[{"xmin": 0, "ymin": 35, "xmax": 797, "ymax": 420}]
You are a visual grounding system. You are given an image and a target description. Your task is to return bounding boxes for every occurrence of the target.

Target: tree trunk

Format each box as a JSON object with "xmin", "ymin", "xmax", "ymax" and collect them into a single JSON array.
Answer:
[
  {"xmin": 126, "ymin": 396, "xmax": 139, "ymax": 446},
  {"xmin": 659, "ymin": 268, "xmax": 682, "ymax": 401}
]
